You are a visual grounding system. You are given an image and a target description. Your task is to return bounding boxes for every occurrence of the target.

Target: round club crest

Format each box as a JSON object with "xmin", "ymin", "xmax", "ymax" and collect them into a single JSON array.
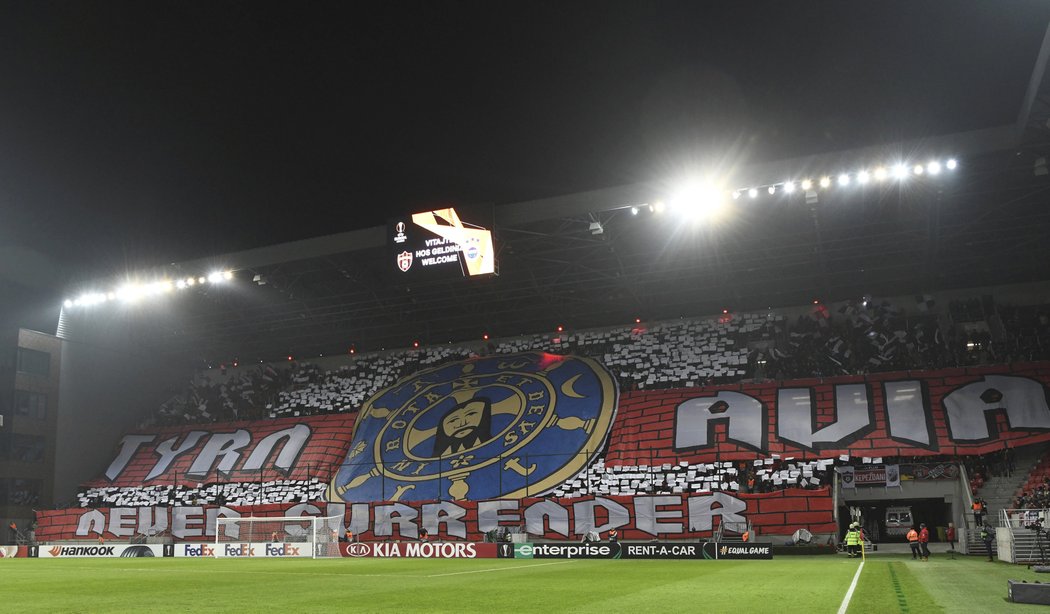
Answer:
[{"xmin": 330, "ymin": 352, "xmax": 618, "ymax": 502}]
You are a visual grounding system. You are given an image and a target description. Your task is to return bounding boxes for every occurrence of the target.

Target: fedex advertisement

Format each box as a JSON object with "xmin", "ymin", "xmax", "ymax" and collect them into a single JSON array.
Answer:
[{"xmin": 213, "ymin": 542, "xmax": 311, "ymax": 558}]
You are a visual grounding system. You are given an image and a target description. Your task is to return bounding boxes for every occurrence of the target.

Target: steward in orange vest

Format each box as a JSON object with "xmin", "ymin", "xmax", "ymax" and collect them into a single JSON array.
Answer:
[{"xmin": 907, "ymin": 528, "xmax": 921, "ymax": 559}]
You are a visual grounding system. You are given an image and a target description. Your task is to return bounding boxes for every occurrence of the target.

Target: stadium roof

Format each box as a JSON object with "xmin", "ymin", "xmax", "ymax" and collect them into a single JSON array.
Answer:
[
  {"xmin": 52, "ymin": 19, "xmax": 1050, "ymax": 366},
  {"xmin": 58, "ymin": 119, "xmax": 1050, "ymax": 366}
]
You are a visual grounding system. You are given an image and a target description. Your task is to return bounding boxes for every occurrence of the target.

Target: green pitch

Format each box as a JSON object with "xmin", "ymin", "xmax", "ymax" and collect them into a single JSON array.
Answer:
[{"xmin": 0, "ymin": 554, "xmax": 1045, "ymax": 613}]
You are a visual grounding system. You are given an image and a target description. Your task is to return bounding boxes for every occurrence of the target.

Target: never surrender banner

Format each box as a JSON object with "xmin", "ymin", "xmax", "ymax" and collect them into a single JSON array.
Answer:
[
  {"xmin": 35, "ymin": 488, "xmax": 834, "ymax": 542},
  {"xmin": 86, "ymin": 414, "xmax": 356, "ymax": 488}
]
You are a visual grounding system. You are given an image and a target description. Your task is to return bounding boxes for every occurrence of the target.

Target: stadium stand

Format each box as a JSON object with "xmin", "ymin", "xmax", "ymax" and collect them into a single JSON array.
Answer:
[
  {"xmin": 143, "ymin": 293, "xmax": 1050, "ymax": 429},
  {"xmin": 26, "ymin": 280, "xmax": 1050, "ymax": 549}
]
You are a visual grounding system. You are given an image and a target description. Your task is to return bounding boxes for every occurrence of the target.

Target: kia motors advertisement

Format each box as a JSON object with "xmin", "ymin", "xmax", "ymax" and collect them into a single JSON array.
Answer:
[{"xmin": 341, "ymin": 542, "xmax": 497, "ymax": 559}]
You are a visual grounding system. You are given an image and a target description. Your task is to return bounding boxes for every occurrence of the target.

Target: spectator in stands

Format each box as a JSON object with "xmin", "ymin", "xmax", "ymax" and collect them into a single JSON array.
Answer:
[
  {"xmin": 8, "ymin": 521, "xmax": 16, "ymax": 544},
  {"xmin": 271, "ymin": 531, "xmax": 279, "ymax": 543},
  {"xmin": 608, "ymin": 529, "xmax": 618, "ymax": 543}
]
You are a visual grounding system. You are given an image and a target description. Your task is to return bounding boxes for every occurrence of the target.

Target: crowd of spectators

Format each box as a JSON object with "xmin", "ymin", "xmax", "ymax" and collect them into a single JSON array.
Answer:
[
  {"xmin": 552, "ymin": 455, "xmax": 832, "ymax": 499},
  {"xmin": 140, "ymin": 294, "xmax": 1050, "ymax": 431},
  {"xmin": 1014, "ymin": 447, "xmax": 1050, "ymax": 510},
  {"xmin": 1014, "ymin": 484, "xmax": 1050, "ymax": 510},
  {"xmin": 77, "ymin": 479, "xmax": 328, "ymax": 508},
  {"xmin": 74, "ymin": 454, "xmax": 833, "ymax": 509}
]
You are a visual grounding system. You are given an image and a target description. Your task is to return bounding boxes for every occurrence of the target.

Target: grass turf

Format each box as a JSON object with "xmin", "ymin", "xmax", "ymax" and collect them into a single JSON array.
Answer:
[{"xmin": 0, "ymin": 553, "xmax": 1045, "ymax": 613}]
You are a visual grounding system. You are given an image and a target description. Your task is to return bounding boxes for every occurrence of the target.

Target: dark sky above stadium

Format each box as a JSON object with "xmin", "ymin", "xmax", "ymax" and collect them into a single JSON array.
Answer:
[{"xmin": 2, "ymin": 1, "xmax": 1050, "ymax": 280}]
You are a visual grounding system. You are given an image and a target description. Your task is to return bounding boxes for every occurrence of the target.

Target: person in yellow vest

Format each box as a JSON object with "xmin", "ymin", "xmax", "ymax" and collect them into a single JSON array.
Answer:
[
  {"xmin": 907, "ymin": 526, "xmax": 921, "ymax": 559},
  {"xmin": 845, "ymin": 523, "xmax": 860, "ymax": 558}
]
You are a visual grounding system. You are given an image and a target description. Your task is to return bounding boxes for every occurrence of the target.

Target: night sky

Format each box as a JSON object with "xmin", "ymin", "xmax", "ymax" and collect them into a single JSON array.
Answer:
[{"xmin": 2, "ymin": 1, "xmax": 1049, "ymax": 280}]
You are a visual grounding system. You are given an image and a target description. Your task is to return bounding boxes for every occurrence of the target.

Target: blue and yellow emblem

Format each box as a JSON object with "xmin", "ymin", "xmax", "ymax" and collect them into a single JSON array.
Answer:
[{"xmin": 329, "ymin": 352, "xmax": 618, "ymax": 502}]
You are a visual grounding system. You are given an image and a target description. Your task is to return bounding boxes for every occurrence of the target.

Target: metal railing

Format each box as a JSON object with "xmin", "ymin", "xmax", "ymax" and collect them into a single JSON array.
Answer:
[{"xmin": 1000, "ymin": 508, "xmax": 1049, "ymax": 528}]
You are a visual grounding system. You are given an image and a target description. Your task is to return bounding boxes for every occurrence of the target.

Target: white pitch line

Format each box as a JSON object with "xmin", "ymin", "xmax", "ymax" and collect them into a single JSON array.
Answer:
[
  {"xmin": 836, "ymin": 561, "xmax": 864, "ymax": 614},
  {"xmin": 427, "ymin": 561, "xmax": 571, "ymax": 577}
]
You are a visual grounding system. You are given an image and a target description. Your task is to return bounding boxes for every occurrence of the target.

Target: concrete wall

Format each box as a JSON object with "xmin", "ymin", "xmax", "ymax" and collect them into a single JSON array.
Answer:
[{"xmin": 54, "ymin": 332, "xmax": 183, "ymax": 504}]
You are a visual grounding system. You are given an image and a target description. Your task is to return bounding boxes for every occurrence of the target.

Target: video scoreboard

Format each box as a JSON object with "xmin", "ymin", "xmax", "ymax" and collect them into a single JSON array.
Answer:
[{"xmin": 389, "ymin": 207, "xmax": 495, "ymax": 278}]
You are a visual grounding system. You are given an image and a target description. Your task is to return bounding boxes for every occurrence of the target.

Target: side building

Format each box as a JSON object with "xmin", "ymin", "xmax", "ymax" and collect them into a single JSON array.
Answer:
[{"xmin": 0, "ymin": 329, "xmax": 61, "ymax": 542}]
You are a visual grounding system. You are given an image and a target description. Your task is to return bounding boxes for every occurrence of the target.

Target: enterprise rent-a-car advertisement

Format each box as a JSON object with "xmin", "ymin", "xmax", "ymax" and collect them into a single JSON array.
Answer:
[{"xmin": 496, "ymin": 542, "xmax": 773, "ymax": 559}]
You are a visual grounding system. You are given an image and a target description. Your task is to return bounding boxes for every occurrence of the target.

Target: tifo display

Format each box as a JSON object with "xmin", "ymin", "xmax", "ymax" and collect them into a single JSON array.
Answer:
[{"xmin": 30, "ymin": 352, "xmax": 1050, "ymax": 544}]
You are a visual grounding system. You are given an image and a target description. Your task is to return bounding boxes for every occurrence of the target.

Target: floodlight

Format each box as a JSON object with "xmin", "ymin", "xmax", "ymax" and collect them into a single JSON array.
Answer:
[
  {"xmin": 874, "ymin": 167, "xmax": 888, "ymax": 181},
  {"xmin": 801, "ymin": 179, "xmax": 813, "ymax": 190},
  {"xmin": 767, "ymin": 186, "xmax": 776, "ymax": 195},
  {"xmin": 208, "ymin": 272, "xmax": 224, "ymax": 283},
  {"xmin": 732, "ymin": 191, "xmax": 741, "ymax": 200},
  {"xmin": 198, "ymin": 276, "xmax": 206, "ymax": 284},
  {"xmin": 946, "ymin": 158, "xmax": 957, "ymax": 170},
  {"xmin": 630, "ymin": 206, "xmax": 639, "ymax": 215},
  {"xmin": 63, "ymin": 299, "xmax": 73, "ymax": 308},
  {"xmin": 747, "ymin": 188, "xmax": 758, "ymax": 198},
  {"xmin": 927, "ymin": 161, "xmax": 941, "ymax": 175},
  {"xmin": 653, "ymin": 200, "xmax": 665, "ymax": 213},
  {"xmin": 669, "ymin": 180, "xmax": 727, "ymax": 221},
  {"xmin": 819, "ymin": 177, "xmax": 831, "ymax": 188},
  {"xmin": 913, "ymin": 164, "xmax": 924, "ymax": 175},
  {"xmin": 187, "ymin": 277, "xmax": 196, "ymax": 286},
  {"xmin": 784, "ymin": 181, "xmax": 796, "ymax": 193},
  {"xmin": 116, "ymin": 284, "xmax": 142, "ymax": 303},
  {"xmin": 837, "ymin": 174, "xmax": 850, "ymax": 186},
  {"xmin": 223, "ymin": 270, "xmax": 234, "ymax": 280},
  {"xmin": 857, "ymin": 170, "xmax": 870, "ymax": 184},
  {"xmin": 176, "ymin": 279, "xmax": 187, "ymax": 289},
  {"xmin": 892, "ymin": 164, "xmax": 909, "ymax": 179}
]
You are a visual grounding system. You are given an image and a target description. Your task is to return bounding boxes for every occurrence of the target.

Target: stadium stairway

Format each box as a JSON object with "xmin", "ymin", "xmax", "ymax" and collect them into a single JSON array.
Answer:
[
  {"xmin": 980, "ymin": 445, "xmax": 1048, "ymax": 520},
  {"xmin": 966, "ymin": 444, "xmax": 1049, "ymax": 554}
]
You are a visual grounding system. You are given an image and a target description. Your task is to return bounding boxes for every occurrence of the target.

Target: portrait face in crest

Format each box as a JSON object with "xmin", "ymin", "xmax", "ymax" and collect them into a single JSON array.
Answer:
[{"xmin": 433, "ymin": 396, "xmax": 492, "ymax": 457}]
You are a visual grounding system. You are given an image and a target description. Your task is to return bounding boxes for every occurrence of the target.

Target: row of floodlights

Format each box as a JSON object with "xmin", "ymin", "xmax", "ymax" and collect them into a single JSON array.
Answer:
[
  {"xmin": 629, "ymin": 158, "xmax": 958, "ymax": 217},
  {"xmin": 63, "ymin": 271, "xmax": 235, "ymax": 308}
]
